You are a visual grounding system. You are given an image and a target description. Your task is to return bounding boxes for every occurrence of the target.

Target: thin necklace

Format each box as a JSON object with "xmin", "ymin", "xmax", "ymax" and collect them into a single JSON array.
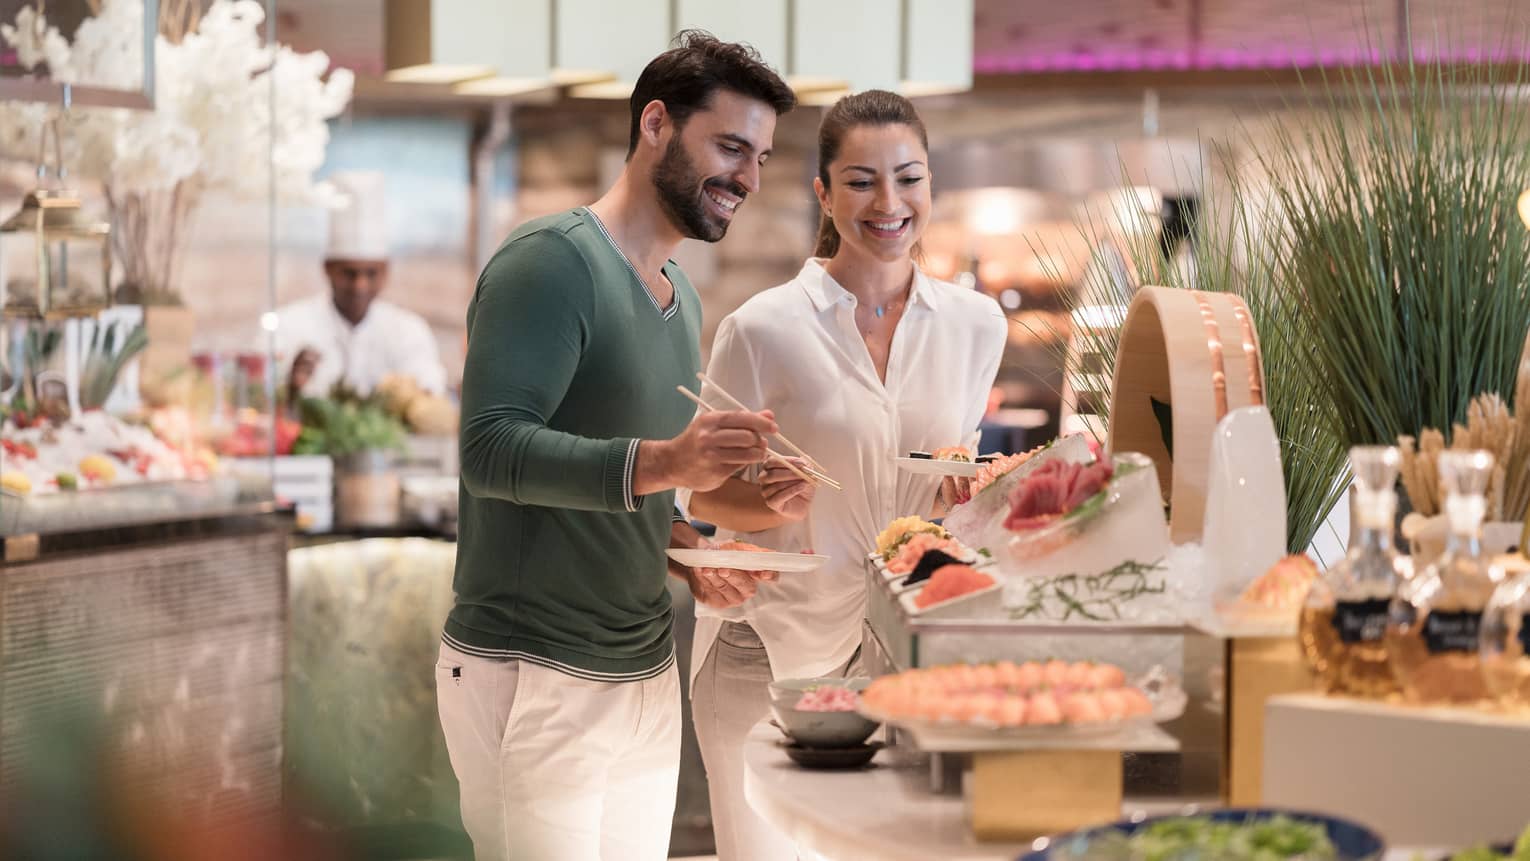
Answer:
[{"xmin": 870, "ymin": 288, "xmax": 909, "ymax": 319}]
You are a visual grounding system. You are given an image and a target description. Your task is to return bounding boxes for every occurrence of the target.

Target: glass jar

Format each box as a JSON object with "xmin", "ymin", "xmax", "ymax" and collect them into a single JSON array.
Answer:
[
  {"xmin": 1299, "ymin": 446, "xmax": 1402, "ymax": 697},
  {"xmin": 1479, "ymin": 512, "xmax": 1530, "ymax": 708},
  {"xmin": 1386, "ymin": 450, "xmax": 1499, "ymax": 704}
]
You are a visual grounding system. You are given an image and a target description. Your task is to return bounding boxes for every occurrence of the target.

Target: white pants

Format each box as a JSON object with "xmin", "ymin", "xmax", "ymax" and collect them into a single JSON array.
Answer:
[
  {"xmin": 691, "ymin": 622, "xmax": 863, "ymax": 861},
  {"xmin": 435, "ymin": 641, "xmax": 681, "ymax": 861}
]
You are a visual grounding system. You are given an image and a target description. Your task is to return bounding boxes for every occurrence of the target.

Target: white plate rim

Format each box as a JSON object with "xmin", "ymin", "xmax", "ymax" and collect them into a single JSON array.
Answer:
[
  {"xmin": 665, "ymin": 548, "xmax": 828, "ymax": 572},
  {"xmin": 892, "ymin": 456, "xmax": 982, "ymax": 478},
  {"xmin": 898, "ymin": 577, "xmax": 1003, "ymax": 616},
  {"xmin": 857, "ymin": 701, "xmax": 1153, "ymax": 740}
]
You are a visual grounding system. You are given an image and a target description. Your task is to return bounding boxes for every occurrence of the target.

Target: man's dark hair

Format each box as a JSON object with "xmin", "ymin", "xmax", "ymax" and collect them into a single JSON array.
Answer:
[{"xmin": 626, "ymin": 30, "xmax": 796, "ymax": 158}]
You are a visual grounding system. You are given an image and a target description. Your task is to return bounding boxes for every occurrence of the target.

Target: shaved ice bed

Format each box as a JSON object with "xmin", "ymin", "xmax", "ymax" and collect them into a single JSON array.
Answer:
[
  {"xmin": 793, "ymin": 685, "xmax": 860, "ymax": 712},
  {"xmin": 1003, "ymin": 543, "xmax": 1210, "ymax": 625},
  {"xmin": 912, "ymin": 564, "xmax": 996, "ymax": 609},
  {"xmin": 861, "ymin": 661, "xmax": 1152, "ymax": 728}
]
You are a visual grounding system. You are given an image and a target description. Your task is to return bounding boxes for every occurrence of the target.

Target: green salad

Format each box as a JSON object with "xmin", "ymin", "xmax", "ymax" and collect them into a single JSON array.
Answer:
[
  {"xmin": 1129, "ymin": 816, "xmax": 1336, "ymax": 861},
  {"xmin": 1436, "ymin": 823, "xmax": 1530, "ymax": 861},
  {"xmin": 1057, "ymin": 814, "xmax": 1339, "ymax": 860}
]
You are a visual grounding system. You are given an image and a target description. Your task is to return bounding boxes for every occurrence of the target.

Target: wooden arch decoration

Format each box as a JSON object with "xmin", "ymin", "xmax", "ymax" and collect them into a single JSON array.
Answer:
[{"xmin": 1106, "ymin": 286, "xmax": 1268, "ymax": 543}]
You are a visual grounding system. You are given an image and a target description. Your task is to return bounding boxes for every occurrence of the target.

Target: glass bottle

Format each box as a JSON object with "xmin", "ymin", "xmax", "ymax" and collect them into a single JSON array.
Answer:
[
  {"xmin": 1299, "ymin": 446, "xmax": 1402, "ymax": 697},
  {"xmin": 1386, "ymin": 450, "xmax": 1499, "ymax": 704},
  {"xmin": 1479, "ymin": 506, "xmax": 1530, "ymax": 707}
]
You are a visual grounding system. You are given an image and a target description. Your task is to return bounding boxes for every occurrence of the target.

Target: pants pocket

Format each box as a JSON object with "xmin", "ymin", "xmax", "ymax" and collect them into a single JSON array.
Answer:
[{"xmin": 436, "ymin": 643, "xmax": 466, "ymax": 685}]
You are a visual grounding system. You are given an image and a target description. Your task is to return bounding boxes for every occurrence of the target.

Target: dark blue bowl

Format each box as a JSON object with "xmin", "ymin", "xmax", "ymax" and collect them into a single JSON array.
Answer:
[{"xmin": 1018, "ymin": 808, "xmax": 1386, "ymax": 860}]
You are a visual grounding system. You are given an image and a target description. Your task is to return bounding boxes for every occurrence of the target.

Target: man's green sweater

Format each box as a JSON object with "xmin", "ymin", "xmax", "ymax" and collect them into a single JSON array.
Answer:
[{"xmin": 444, "ymin": 208, "xmax": 701, "ymax": 681}]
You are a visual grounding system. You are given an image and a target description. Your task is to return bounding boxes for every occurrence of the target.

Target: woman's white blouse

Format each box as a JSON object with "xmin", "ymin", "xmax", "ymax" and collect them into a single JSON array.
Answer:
[{"xmin": 691, "ymin": 258, "xmax": 1008, "ymax": 682}]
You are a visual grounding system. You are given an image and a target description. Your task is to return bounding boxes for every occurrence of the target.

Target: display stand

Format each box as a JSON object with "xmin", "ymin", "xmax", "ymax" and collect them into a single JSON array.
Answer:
[{"xmin": 1262, "ymin": 693, "xmax": 1530, "ymax": 846}]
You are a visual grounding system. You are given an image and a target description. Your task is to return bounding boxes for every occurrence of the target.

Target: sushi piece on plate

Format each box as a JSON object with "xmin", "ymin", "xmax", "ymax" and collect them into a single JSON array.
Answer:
[{"xmin": 874, "ymin": 516, "xmax": 949, "ymax": 561}]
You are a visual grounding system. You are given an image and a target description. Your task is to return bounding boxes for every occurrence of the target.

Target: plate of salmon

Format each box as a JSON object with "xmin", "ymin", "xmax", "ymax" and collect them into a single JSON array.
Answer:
[
  {"xmin": 667, "ymin": 540, "xmax": 828, "ymax": 573},
  {"xmin": 894, "ymin": 446, "xmax": 989, "ymax": 478},
  {"xmin": 857, "ymin": 660, "xmax": 1178, "ymax": 744}
]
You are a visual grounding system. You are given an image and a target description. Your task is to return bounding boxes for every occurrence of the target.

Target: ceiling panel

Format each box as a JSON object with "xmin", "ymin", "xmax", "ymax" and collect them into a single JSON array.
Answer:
[
  {"xmin": 974, "ymin": 0, "xmax": 1193, "ymax": 72},
  {"xmin": 974, "ymin": 0, "xmax": 1530, "ymax": 73}
]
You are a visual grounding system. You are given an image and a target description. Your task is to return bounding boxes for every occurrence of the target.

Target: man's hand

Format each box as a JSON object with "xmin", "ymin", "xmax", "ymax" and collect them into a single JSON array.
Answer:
[
  {"xmin": 634, "ymin": 409, "xmax": 778, "ymax": 496},
  {"xmin": 760, "ymin": 457, "xmax": 816, "ymax": 522},
  {"xmin": 685, "ymin": 564, "xmax": 758, "ymax": 609},
  {"xmin": 668, "ymin": 526, "xmax": 778, "ymax": 609}
]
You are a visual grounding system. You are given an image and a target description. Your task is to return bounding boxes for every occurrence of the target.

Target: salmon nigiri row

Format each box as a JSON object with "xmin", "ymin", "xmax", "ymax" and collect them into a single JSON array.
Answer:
[
  {"xmin": 872, "ymin": 659, "xmax": 1127, "ymax": 694},
  {"xmin": 864, "ymin": 685, "xmax": 1152, "ymax": 727},
  {"xmin": 860, "ymin": 660, "xmax": 1152, "ymax": 728},
  {"xmin": 886, "ymin": 532, "xmax": 970, "ymax": 574}
]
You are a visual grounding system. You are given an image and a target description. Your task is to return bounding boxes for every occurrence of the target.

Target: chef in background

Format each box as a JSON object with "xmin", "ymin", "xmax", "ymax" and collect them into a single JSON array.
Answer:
[{"xmin": 273, "ymin": 171, "xmax": 448, "ymax": 400}]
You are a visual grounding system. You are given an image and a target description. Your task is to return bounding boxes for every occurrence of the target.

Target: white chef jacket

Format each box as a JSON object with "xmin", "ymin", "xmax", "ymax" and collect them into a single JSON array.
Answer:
[
  {"xmin": 272, "ymin": 293, "xmax": 448, "ymax": 398},
  {"xmin": 691, "ymin": 258, "xmax": 1008, "ymax": 683}
]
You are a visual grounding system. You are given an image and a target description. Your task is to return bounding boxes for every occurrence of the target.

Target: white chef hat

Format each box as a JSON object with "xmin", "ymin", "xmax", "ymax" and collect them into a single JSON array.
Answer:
[{"xmin": 325, "ymin": 171, "xmax": 389, "ymax": 261}]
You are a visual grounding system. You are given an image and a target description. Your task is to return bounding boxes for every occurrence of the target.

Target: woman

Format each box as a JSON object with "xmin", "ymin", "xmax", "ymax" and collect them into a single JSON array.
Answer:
[{"xmin": 687, "ymin": 90, "xmax": 1008, "ymax": 860}]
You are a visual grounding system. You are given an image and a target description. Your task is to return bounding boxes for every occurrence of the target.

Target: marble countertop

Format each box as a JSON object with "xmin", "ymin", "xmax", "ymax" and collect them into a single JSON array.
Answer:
[
  {"xmin": 742, "ymin": 721, "xmax": 1026, "ymax": 861},
  {"xmin": 742, "ymin": 721, "xmax": 1451, "ymax": 861}
]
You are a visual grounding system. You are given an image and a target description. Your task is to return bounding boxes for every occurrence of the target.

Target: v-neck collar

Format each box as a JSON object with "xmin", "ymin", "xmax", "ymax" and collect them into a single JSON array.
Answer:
[{"xmin": 584, "ymin": 208, "xmax": 679, "ymax": 321}]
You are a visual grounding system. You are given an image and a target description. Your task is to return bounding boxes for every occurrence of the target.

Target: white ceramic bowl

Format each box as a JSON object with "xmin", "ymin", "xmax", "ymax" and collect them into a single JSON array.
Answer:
[{"xmin": 766, "ymin": 677, "xmax": 878, "ymax": 749}]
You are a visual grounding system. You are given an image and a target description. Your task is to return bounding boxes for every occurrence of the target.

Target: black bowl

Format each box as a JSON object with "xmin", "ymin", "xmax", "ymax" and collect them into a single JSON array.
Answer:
[{"xmin": 778, "ymin": 740, "xmax": 883, "ymax": 770}]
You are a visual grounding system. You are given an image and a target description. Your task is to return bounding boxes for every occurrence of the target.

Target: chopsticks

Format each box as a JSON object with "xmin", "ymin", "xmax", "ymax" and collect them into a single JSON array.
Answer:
[
  {"xmin": 675, "ymin": 385, "xmax": 843, "ymax": 492},
  {"xmin": 696, "ymin": 372, "xmax": 831, "ymax": 473}
]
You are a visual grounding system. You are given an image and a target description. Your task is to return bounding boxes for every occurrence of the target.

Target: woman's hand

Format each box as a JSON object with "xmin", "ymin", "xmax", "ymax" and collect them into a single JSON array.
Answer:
[
  {"xmin": 760, "ymin": 457, "xmax": 817, "ymax": 522},
  {"xmin": 939, "ymin": 475, "xmax": 972, "ymax": 511}
]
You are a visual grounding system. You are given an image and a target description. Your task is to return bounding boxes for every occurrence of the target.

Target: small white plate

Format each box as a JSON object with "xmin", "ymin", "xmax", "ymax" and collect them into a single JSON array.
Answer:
[
  {"xmin": 899, "ymin": 578, "xmax": 1003, "ymax": 616},
  {"xmin": 893, "ymin": 456, "xmax": 982, "ymax": 478},
  {"xmin": 870, "ymin": 545, "xmax": 983, "ymax": 590},
  {"xmin": 855, "ymin": 704, "xmax": 1170, "ymax": 753},
  {"xmin": 666, "ymin": 548, "xmax": 828, "ymax": 573}
]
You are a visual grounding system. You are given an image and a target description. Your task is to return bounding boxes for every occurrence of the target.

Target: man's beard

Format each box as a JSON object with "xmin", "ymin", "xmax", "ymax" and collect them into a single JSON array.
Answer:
[{"xmin": 652, "ymin": 136, "xmax": 744, "ymax": 243}]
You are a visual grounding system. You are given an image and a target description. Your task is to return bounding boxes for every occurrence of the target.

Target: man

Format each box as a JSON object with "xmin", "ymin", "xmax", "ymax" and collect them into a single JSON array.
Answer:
[
  {"xmin": 273, "ymin": 171, "xmax": 448, "ymax": 400},
  {"xmin": 436, "ymin": 32, "xmax": 796, "ymax": 861}
]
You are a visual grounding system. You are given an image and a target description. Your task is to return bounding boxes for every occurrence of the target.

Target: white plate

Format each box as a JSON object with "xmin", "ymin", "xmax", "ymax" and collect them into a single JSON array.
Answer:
[
  {"xmin": 666, "ymin": 548, "xmax": 828, "ymax": 573},
  {"xmin": 867, "ymin": 543, "xmax": 982, "ymax": 584},
  {"xmin": 899, "ymin": 577, "xmax": 1003, "ymax": 616},
  {"xmin": 856, "ymin": 703, "xmax": 1167, "ymax": 752},
  {"xmin": 893, "ymin": 456, "xmax": 982, "ymax": 478}
]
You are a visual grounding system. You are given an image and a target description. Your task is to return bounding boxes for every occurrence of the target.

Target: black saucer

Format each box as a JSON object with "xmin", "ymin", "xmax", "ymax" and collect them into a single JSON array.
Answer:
[{"xmin": 778, "ymin": 740, "xmax": 884, "ymax": 770}]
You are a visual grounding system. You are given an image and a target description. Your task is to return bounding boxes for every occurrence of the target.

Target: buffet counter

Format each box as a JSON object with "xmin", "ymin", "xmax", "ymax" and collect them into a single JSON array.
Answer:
[
  {"xmin": 0, "ymin": 504, "xmax": 292, "ymax": 829},
  {"xmin": 743, "ymin": 720, "xmax": 1027, "ymax": 861},
  {"xmin": 744, "ymin": 720, "xmax": 1448, "ymax": 861}
]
